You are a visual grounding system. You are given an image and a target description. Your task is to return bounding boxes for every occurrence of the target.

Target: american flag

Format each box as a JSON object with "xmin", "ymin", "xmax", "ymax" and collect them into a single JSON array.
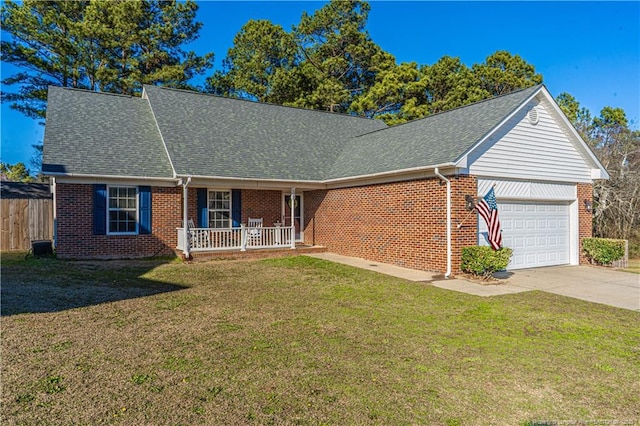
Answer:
[{"xmin": 476, "ymin": 187, "xmax": 502, "ymax": 250}]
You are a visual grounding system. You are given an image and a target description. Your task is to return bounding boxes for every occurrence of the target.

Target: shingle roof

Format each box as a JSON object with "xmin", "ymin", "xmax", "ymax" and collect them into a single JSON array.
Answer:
[
  {"xmin": 0, "ymin": 182, "xmax": 52, "ymax": 199},
  {"xmin": 143, "ymin": 85, "xmax": 387, "ymax": 181},
  {"xmin": 327, "ymin": 85, "xmax": 541, "ymax": 179},
  {"xmin": 42, "ymin": 87, "xmax": 174, "ymax": 178},
  {"xmin": 42, "ymin": 84, "xmax": 543, "ymax": 182}
]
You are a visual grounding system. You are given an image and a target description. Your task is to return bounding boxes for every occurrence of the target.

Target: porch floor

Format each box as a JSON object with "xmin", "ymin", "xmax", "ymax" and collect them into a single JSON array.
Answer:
[{"xmin": 186, "ymin": 244, "xmax": 327, "ymax": 262}]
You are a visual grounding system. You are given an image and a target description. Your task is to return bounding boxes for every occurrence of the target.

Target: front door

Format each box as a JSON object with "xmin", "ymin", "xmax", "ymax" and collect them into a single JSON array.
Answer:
[{"xmin": 283, "ymin": 194, "xmax": 302, "ymax": 241}]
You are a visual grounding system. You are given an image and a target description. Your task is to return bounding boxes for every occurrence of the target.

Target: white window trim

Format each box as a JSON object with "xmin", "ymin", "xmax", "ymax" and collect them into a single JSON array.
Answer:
[
  {"xmin": 207, "ymin": 189, "xmax": 232, "ymax": 229},
  {"xmin": 107, "ymin": 185, "xmax": 139, "ymax": 235}
]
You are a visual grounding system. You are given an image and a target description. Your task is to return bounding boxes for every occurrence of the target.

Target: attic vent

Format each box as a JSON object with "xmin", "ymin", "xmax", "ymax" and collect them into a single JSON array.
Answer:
[{"xmin": 528, "ymin": 107, "xmax": 539, "ymax": 125}]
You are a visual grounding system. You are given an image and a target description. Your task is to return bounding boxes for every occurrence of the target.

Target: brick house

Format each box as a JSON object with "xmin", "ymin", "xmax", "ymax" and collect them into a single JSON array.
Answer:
[{"xmin": 42, "ymin": 84, "xmax": 607, "ymax": 275}]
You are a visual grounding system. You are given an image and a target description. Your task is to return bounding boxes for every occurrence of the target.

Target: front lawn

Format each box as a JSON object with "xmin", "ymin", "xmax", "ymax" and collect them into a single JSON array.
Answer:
[{"xmin": 2, "ymin": 253, "xmax": 639, "ymax": 425}]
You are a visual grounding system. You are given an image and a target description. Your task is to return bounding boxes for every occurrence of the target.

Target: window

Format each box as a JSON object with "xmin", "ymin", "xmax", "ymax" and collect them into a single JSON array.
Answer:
[
  {"xmin": 108, "ymin": 186, "xmax": 137, "ymax": 234},
  {"xmin": 208, "ymin": 190, "xmax": 231, "ymax": 228}
]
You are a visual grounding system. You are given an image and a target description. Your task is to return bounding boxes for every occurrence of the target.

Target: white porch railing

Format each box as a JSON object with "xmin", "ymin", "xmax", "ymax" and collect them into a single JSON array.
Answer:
[{"xmin": 177, "ymin": 225, "xmax": 295, "ymax": 252}]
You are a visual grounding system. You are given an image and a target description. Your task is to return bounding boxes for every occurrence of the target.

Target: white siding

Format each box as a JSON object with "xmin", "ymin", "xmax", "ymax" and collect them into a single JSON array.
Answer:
[
  {"xmin": 477, "ymin": 178, "xmax": 576, "ymax": 201},
  {"xmin": 468, "ymin": 100, "xmax": 593, "ymax": 183}
]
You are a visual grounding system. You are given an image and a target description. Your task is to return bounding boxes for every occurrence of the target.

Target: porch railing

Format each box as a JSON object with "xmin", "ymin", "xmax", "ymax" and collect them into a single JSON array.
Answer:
[{"xmin": 176, "ymin": 225, "xmax": 295, "ymax": 252}]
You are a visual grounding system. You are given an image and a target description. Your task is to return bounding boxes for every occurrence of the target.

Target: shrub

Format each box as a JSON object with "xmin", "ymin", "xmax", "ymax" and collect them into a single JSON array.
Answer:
[
  {"xmin": 461, "ymin": 246, "xmax": 513, "ymax": 279},
  {"xmin": 582, "ymin": 238, "xmax": 626, "ymax": 265}
]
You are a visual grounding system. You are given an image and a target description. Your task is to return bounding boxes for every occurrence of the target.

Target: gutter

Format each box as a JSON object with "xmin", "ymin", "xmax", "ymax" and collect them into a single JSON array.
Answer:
[{"xmin": 434, "ymin": 168, "xmax": 452, "ymax": 278}]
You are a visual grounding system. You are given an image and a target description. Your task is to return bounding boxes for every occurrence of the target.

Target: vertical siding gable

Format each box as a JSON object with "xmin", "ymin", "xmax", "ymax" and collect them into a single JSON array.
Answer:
[{"xmin": 468, "ymin": 101, "xmax": 593, "ymax": 182}]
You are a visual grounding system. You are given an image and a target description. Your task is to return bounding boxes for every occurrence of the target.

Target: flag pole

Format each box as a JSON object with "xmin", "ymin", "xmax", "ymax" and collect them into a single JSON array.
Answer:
[{"xmin": 456, "ymin": 206, "xmax": 477, "ymax": 229}]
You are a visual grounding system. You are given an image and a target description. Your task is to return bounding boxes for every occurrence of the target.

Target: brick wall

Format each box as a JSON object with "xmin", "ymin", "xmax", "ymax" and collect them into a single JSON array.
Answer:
[
  {"xmin": 577, "ymin": 182, "xmax": 594, "ymax": 265},
  {"xmin": 241, "ymin": 190, "xmax": 282, "ymax": 226},
  {"xmin": 187, "ymin": 188, "xmax": 282, "ymax": 227},
  {"xmin": 56, "ymin": 185, "xmax": 287, "ymax": 259},
  {"xmin": 303, "ymin": 176, "xmax": 477, "ymax": 274},
  {"xmin": 56, "ymin": 184, "xmax": 181, "ymax": 259}
]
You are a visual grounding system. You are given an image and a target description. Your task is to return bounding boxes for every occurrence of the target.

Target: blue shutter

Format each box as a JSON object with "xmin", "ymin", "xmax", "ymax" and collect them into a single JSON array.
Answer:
[
  {"xmin": 197, "ymin": 188, "xmax": 208, "ymax": 228},
  {"xmin": 93, "ymin": 184, "xmax": 107, "ymax": 235},
  {"xmin": 139, "ymin": 186, "xmax": 151, "ymax": 234},
  {"xmin": 232, "ymin": 189, "xmax": 241, "ymax": 227}
]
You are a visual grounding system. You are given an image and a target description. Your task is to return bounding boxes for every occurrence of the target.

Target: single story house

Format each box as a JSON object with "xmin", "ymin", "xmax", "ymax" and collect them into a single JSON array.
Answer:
[{"xmin": 42, "ymin": 84, "xmax": 607, "ymax": 275}]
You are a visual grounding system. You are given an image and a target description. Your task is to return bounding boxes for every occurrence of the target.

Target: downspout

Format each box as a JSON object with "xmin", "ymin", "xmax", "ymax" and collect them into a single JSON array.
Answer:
[
  {"xmin": 434, "ymin": 168, "xmax": 452, "ymax": 278},
  {"xmin": 51, "ymin": 177, "xmax": 57, "ymax": 248},
  {"xmin": 182, "ymin": 176, "xmax": 192, "ymax": 259}
]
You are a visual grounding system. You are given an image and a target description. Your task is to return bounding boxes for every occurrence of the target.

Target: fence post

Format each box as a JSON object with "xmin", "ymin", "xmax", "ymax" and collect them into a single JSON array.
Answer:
[{"xmin": 240, "ymin": 224, "xmax": 247, "ymax": 251}]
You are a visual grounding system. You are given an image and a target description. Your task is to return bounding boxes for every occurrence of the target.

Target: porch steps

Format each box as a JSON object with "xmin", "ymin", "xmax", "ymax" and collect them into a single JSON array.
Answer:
[{"xmin": 186, "ymin": 245, "xmax": 327, "ymax": 262}]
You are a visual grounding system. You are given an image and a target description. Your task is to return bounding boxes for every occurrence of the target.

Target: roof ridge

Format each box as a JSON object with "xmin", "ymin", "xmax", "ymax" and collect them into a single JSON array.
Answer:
[
  {"xmin": 354, "ymin": 84, "xmax": 544, "ymax": 139},
  {"xmin": 49, "ymin": 85, "xmax": 138, "ymax": 99},
  {"xmin": 142, "ymin": 84, "xmax": 385, "ymax": 123}
]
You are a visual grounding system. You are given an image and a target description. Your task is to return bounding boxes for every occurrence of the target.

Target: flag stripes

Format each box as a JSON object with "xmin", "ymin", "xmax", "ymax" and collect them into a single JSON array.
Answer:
[{"xmin": 476, "ymin": 187, "xmax": 502, "ymax": 250}]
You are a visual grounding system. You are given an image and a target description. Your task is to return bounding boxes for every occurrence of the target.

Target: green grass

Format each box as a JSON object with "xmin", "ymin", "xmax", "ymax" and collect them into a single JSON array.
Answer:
[{"xmin": 2, "ymin": 252, "xmax": 639, "ymax": 425}]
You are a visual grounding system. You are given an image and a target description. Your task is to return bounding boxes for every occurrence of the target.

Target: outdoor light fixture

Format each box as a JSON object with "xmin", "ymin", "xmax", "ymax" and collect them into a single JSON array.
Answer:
[
  {"xmin": 584, "ymin": 199, "xmax": 593, "ymax": 213},
  {"xmin": 465, "ymin": 195, "xmax": 476, "ymax": 211}
]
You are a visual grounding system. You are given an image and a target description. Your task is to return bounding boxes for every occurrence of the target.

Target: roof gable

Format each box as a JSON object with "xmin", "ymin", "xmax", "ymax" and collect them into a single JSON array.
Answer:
[
  {"xmin": 326, "ymin": 85, "xmax": 542, "ymax": 180},
  {"xmin": 462, "ymin": 86, "xmax": 608, "ymax": 182}
]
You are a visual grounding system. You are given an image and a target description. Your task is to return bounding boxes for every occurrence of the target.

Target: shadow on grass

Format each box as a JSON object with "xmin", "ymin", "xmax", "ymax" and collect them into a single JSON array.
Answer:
[{"xmin": 1, "ymin": 253, "xmax": 187, "ymax": 316}]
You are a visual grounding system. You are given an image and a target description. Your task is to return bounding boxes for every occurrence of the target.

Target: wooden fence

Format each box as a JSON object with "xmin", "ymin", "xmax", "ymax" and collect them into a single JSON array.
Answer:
[{"xmin": 1, "ymin": 198, "xmax": 54, "ymax": 251}]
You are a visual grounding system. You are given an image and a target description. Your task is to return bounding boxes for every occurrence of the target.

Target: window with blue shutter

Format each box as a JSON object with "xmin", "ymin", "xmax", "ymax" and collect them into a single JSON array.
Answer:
[{"xmin": 94, "ymin": 184, "xmax": 150, "ymax": 235}]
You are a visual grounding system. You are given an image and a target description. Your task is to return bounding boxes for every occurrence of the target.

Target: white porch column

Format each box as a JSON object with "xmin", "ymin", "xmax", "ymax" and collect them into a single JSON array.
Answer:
[
  {"xmin": 290, "ymin": 187, "xmax": 296, "ymax": 249},
  {"xmin": 182, "ymin": 177, "xmax": 192, "ymax": 258}
]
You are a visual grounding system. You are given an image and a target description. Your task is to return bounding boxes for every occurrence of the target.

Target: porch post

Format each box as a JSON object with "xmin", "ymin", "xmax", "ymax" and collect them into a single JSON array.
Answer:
[
  {"xmin": 182, "ymin": 177, "xmax": 191, "ymax": 258},
  {"xmin": 290, "ymin": 187, "xmax": 296, "ymax": 249}
]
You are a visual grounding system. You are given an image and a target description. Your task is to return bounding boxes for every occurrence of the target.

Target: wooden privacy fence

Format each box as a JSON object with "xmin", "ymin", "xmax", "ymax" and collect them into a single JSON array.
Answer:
[{"xmin": 1, "ymin": 183, "xmax": 54, "ymax": 251}]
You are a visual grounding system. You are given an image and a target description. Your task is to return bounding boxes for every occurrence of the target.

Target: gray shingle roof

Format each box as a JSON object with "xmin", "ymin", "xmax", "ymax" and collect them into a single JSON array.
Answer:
[
  {"xmin": 42, "ymin": 86, "xmax": 174, "ymax": 178},
  {"xmin": 42, "ymin": 84, "xmax": 543, "ymax": 182},
  {"xmin": 143, "ymin": 85, "xmax": 387, "ymax": 181},
  {"xmin": 1, "ymin": 182, "xmax": 52, "ymax": 199},
  {"xmin": 327, "ymin": 85, "xmax": 541, "ymax": 179}
]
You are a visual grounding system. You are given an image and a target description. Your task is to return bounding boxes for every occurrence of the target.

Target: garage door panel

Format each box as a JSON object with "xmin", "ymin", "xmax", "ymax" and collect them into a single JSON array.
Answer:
[{"xmin": 479, "ymin": 200, "xmax": 570, "ymax": 269}]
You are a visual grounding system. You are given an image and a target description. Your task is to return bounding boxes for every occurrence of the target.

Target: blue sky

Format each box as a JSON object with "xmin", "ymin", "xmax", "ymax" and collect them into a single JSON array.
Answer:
[{"xmin": 1, "ymin": 1, "xmax": 639, "ymax": 169}]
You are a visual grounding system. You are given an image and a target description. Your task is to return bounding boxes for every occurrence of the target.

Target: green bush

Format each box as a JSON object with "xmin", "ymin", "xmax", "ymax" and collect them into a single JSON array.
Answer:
[
  {"xmin": 582, "ymin": 238, "xmax": 626, "ymax": 265},
  {"xmin": 461, "ymin": 246, "xmax": 513, "ymax": 279}
]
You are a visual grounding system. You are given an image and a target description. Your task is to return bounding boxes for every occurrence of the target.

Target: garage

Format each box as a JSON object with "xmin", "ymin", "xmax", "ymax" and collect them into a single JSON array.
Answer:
[
  {"xmin": 497, "ymin": 201, "xmax": 570, "ymax": 269},
  {"xmin": 476, "ymin": 179, "xmax": 578, "ymax": 270}
]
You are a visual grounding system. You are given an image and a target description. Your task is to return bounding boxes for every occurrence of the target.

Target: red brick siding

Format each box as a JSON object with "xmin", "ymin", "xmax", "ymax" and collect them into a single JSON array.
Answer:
[
  {"xmin": 303, "ymin": 176, "xmax": 477, "ymax": 274},
  {"xmin": 577, "ymin": 182, "xmax": 593, "ymax": 265},
  {"xmin": 187, "ymin": 188, "xmax": 282, "ymax": 227},
  {"xmin": 55, "ymin": 184, "xmax": 181, "ymax": 259},
  {"xmin": 56, "ymin": 185, "xmax": 288, "ymax": 259},
  {"xmin": 241, "ymin": 190, "xmax": 282, "ymax": 226}
]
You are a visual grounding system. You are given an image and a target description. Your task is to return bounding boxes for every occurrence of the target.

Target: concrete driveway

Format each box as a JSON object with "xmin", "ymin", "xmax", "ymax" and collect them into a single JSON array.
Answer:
[
  {"xmin": 309, "ymin": 253, "xmax": 639, "ymax": 311},
  {"xmin": 434, "ymin": 265, "xmax": 640, "ymax": 311}
]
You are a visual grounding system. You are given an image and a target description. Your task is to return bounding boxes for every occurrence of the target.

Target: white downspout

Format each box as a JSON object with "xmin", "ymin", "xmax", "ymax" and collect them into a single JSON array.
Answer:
[
  {"xmin": 51, "ymin": 177, "xmax": 57, "ymax": 248},
  {"xmin": 290, "ymin": 187, "xmax": 296, "ymax": 249},
  {"xmin": 182, "ymin": 176, "xmax": 192, "ymax": 259},
  {"xmin": 434, "ymin": 168, "xmax": 452, "ymax": 278}
]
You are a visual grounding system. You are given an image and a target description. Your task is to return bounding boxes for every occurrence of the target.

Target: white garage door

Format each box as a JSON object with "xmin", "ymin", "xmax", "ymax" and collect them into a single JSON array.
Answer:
[{"xmin": 480, "ymin": 201, "xmax": 570, "ymax": 269}]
